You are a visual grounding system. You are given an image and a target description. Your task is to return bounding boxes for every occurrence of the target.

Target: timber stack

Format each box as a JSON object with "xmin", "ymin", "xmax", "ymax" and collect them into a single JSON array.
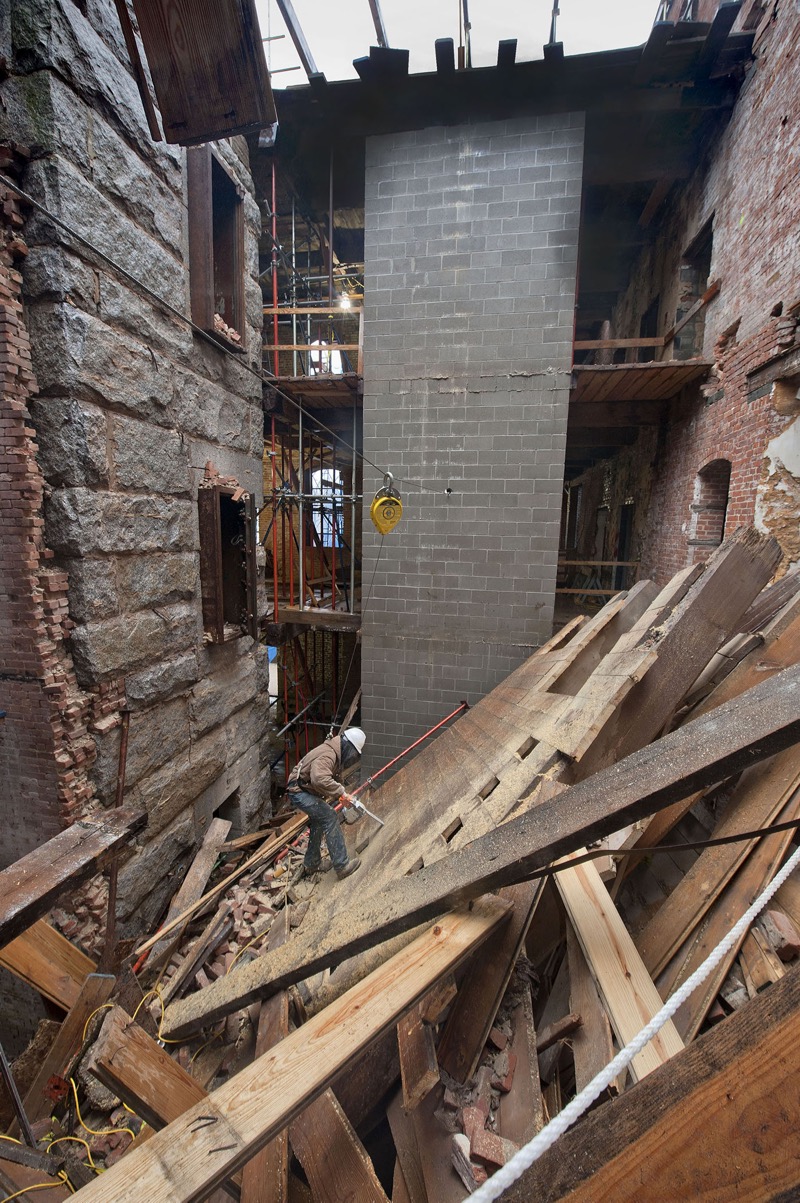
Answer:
[{"xmin": 2, "ymin": 527, "xmax": 800, "ymax": 1201}]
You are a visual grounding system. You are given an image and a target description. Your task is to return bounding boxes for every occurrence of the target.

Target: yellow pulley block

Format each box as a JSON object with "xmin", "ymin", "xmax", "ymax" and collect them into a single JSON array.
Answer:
[{"xmin": 370, "ymin": 473, "xmax": 403, "ymax": 535}]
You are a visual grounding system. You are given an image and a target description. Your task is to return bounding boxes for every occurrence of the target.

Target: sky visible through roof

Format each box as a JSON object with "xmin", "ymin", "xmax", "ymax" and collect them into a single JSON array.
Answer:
[{"xmin": 255, "ymin": 0, "xmax": 659, "ymax": 84}]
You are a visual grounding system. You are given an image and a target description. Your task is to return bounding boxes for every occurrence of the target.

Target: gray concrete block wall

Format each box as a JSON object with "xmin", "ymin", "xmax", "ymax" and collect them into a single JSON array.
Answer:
[{"xmin": 361, "ymin": 114, "xmax": 584, "ymax": 770}]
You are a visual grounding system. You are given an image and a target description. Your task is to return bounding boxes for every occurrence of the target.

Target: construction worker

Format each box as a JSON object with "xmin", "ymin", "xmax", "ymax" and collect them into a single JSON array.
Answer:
[{"xmin": 286, "ymin": 727, "xmax": 366, "ymax": 880}]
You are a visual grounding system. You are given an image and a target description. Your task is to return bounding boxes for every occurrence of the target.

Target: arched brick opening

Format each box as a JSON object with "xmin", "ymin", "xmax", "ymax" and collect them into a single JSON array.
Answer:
[{"xmin": 688, "ymin": 458, "xmax": 731, "ymax": 562}]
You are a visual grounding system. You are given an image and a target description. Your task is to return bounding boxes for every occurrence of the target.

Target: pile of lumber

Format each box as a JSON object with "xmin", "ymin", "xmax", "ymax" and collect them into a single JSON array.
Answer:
[{"xmin": 2, "ymin": 528, "xmax": 800, "ymax": 1201}]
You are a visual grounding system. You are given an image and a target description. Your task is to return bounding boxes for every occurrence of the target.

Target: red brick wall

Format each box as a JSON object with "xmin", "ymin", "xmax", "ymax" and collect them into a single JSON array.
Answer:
[
  {"xmin": 594, "ymin": 3, "xmax": 800, "ymax": 585},
  {"xmin": 0, "ymin": 154, "xmax": 121, "ymax": 869}
]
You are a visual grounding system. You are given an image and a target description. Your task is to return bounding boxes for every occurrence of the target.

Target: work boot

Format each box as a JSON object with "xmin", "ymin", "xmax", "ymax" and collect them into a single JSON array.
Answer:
[{"xmin": 335, "ymin": 856, "xmax": 361, "ymax": 881}]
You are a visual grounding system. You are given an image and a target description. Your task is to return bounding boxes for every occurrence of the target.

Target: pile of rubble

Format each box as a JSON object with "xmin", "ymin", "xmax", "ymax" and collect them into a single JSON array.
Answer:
[{"xmin": 2, "ymin": 528, "xmax": 800, "ymax": 1201}]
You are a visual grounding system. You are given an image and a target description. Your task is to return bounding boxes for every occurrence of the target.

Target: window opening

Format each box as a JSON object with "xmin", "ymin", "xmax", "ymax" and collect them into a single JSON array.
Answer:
[
  {"xmin": 689, "ymin": 459, "xmax": 731, "ymax": 560},
  {"xmin": 198, "ymin": 483, "xmax": 258, "ymax": 643},
  {"xmin": 187, "ymin": 146, "xmax": 246, "ymax": 348},
  {"xmin": 675, "ymin": 220, "xmax": 713, "ymax": 359},
  {"xmin": 310, "ymin": 467, "xmax": 344, "ymax": 549},
  {"xmin": 216, "ymin": 788, "xmax": 243, "ymax": 840}
]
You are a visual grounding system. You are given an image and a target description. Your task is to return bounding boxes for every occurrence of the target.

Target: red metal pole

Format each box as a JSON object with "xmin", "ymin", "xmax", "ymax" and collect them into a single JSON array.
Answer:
[
  {"xmin": 271, "ymin": 416, "xmax": 279, "ymax": 622},
  {"xmin": 271, "ymin": 162, "xmax": 279, "ymax": 377},
  {"xmin": 352, "ymin": 702, "xmax": 470, "ymax": 796}
]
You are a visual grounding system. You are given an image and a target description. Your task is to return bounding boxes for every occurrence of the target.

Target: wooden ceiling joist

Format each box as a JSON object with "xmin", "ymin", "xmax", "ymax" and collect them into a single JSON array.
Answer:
[{"xmin": 571, "ymin": 361, "xmax": 712, "ymax": 404}]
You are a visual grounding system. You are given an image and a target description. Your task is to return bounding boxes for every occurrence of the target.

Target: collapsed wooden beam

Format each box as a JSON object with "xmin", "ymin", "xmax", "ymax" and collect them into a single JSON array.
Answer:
[
  {"xmin": 163, "ymin": 663, "xmax": 800, "ymax": 1038},
  {"xmin": 71, "ymin": 898, "xmax": 511, "ymax": 1203},
  {"xmin": 501, "ymin": 962, "xmax": 800, "ymax": 1202},
  {"xmin": 0, "ymin": 805, "xmax": 146, "ymax": 950}
]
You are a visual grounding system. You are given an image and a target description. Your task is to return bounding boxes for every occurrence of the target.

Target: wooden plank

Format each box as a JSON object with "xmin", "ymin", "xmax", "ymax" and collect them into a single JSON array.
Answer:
[
  {"xmin": 496, "ymin": 984, "xmax": 545, "ymax": 1146},
  {"xmin": 555, "ymin": 859, "xmax": 684, "ymax": 1082},
  {"xmin": 0, "ymin": 920, "xmax": 95, "ymax": 1010},
  {"xmin": 241, "ymin": 908, "xmax": 291, "ymax": 1203},
  {"xmin": 573, "ymin": 337, "xmax": 665, "ymax": 350},
  {"xmin": 289, "ymin": 1092, "xmax": 389, "ymax": 1203},
  {"xmin": 87, "ymin": 1005, "xmax": 244, "ymax": 1197},
  {"xmin": 535, "ymin": 956, "xmax": 570, "ymax": 1087},
  {"xmin": 387, "ymin": 1092, "xmax": 428, "ymax": 1203},
  {"xmin": 71, "ymin": 899, "xmax": 511, "ymax": 1203},
  {"xmin": 635, "ymin": 749, "xmax": 800, "ymax": 978},
  {"xmin": 662, "ymin": 280, "xmax": 721, "ymax": 346},
  {"xmin": 0, "ymin": 1158, "xmax": 69, "ymax": 1201},
  {"xmin": 162, "ymin": 662, "xmax": 800, "ymax": 1038},
  {"xmin": 625, "ymin": 607, "xmax": 800, "ymax": 866},
  {"xmin": 573, "ymin": 530, "xmax": 782, "ymax": 776},
  {"xmin": 0, "ymin": 805, "xmax": 146, "ymax": 949},
  {"xmin": 16, "ymin": 973, "xmax": 116, "ymax": 1128},
  {"xmin": 411, "ymin": 1085, "xmax": 468, "ymax": 1203},
  {"xmin": 739, "ymin": 929, "xmax": 784, "ymax": 997},
  {"xmin": 146, "ymin": 817, "xmax": 232, "ymax": 969},
  {"xmin": 397, "ymin": 1001, "xmax": 440, "ymax": 1112},
  {"xmin": 500, "ymin": 962, "xmax": 800, "ymax": 1203},
  {"xmin": 566, "ymin": 918, "xmax": 614, "ymax": 1093},
  {"xmin": 664, "ymin": 786, "xmax": 800, "ymax": 1041},
  {"xmin": 277, "ymin": 607, "xmax": 361, "ymax": 632},
  {"xmin": 392, "ymin": 1156, "xmax": 413, "ymax": 1203},
  {"xmin": 160, "ymin": 906, "xmax": 234, "ymax": 1006},
  {"xmin": 437, "ymin": 879, "xmax": 545, "ymax": 1083}
]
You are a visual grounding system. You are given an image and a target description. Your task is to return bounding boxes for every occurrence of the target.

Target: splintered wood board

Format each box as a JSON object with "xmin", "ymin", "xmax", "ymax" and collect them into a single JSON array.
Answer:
[
  {"xmin": 162, "ymin": 662, "xmax": 800, "ymax": 1039},
  {"xmin": 501, "ymin": 960, "xmax": 800, "ymax": 1202},
  {"xmin": 0, "ymin": 805, "xmax": 146, "ymax": 948},
  {"xmin": 555, "ymin": 858, "xmax": 683, "ymax": 1082},
  {"xmin": 71, "ymin": 898, "xmax": 511, "ymax": 1203},
  {"xmin": 0, "ymin": 920, "xmax": 94, "ymax": 1010},
  {"xmin": 145, "ymin": 817, "xmax": 231, "ymax": 968}
]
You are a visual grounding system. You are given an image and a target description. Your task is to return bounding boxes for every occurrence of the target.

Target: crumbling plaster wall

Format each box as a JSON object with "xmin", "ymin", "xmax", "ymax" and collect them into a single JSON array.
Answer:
[
  {"xmin": 581, "ymin": 1, "xmax": 800, "ymax": 584},
  {"xmin": 0, "ymin": 0, "xmax": 273, "ymax": 944}
]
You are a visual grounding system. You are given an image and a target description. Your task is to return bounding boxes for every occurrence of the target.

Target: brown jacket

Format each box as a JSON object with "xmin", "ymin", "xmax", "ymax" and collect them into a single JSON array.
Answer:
[{"xmin": 287, "ymin": 737, "xmax": 346, "ymax": 801}]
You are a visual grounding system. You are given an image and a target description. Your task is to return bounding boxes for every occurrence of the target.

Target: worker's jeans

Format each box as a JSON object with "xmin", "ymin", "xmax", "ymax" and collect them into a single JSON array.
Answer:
[{"xmin": 290, "ymin": 789, "xmax": 348, "ymax": 871}]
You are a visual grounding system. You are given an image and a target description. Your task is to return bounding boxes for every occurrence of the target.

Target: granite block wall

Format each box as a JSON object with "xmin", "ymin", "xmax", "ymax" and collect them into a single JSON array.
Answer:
[
  {"xmin": 0, "ymin": 0, "xmax": 274, "ymax": 955},
  {"xmin": 361, "ymin": 114, "xmax": 584, "ymax": 768}
]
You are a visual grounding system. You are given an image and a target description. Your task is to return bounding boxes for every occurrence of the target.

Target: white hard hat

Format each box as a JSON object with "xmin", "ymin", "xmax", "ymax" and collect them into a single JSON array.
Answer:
[{"xmin": 343, "ymin": 727, "xmax": 366, "ymax": 754}]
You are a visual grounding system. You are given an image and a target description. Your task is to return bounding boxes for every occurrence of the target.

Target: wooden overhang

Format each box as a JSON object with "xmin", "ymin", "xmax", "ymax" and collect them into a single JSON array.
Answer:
[
  {"xmin": 565, "ymin": 360, "xmax": 713, "ymax": 478},
  {"xmin": 131, "ymin": 0, "xmax": 276, "ymax": 145}
]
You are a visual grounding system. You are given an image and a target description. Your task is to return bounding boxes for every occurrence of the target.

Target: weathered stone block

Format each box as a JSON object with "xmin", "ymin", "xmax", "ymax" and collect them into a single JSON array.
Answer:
[
  {"xmin": 70, "ymin": 602, "xmax": 200, "ymax": 682},
  {"xmin": 64, "ymin": 556, "xmax": 118, "ymax": 622},
  {"xmin": 124, "ymin": 652, "xmax": 200, "ymax": 709},
  {"xmin": 115, "ymin": 552, "xmax": 198, "ymax": 610},
  {"xmin": 225, "ymin": 692, "xmax": 271, "ymax": 765},
  {"xmin": 45, "ymin": 488, "xmax": 195, "ymax": 556},
  {"xmin": 116, "ymin": 814, "xmax": 195, "ymax": 934},
  {"xmin": 127, "ymin": 727, "xmax": 228, "ymax": 835},
  {"xmin": 111, "ymin": 413, "xmax": 190, "ymax": 494},
  {"xmin": 30, "ymin": 396, "xmax": 109, "ymax": 488},
  {"xmin": 26, "ymin": 156, "xmax": 186, "ymax": 302},
  {"xmin": 189, "ymin": 647, "xmax": 258, "ymax": 737},
  {"xmin": 123, "ymin": 695, "xmax": 191, "ymax": 787}
]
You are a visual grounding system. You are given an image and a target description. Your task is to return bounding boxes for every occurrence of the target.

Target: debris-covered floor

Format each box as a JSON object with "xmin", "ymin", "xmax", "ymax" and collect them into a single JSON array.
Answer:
[{"xmin": 2, "ymin": 528, "xmax": 800, "ymax": 1201}]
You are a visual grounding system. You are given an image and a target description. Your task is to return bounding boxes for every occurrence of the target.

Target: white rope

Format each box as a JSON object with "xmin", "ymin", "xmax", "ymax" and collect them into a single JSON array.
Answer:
[{"xmin": 469, "ymin": 840, "xmax": 800, "ymax": 1202}]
